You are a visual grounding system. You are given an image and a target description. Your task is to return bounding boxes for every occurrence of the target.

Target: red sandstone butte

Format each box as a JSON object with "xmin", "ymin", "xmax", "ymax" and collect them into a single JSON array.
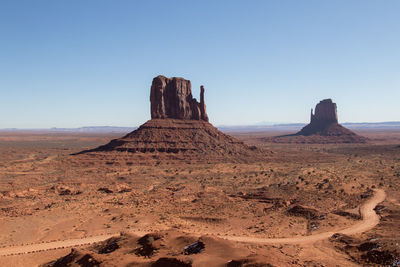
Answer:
[{"xmin": 150, "ymin": 75, "xmax": 208, "ymax": 122}]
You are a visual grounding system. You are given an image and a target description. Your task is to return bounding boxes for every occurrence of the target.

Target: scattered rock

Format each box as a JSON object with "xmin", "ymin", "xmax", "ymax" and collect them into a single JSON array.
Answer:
[
  {"xmin": 330, "ymin": 233, "xmax": 400, "ymax": 266},
  {"xmin": 308, "ymin": 221, "xmax": 319, "ymax": 231},
  {"xmin": 360, "ymin": 189, "xmax": 373, "ymax": 199},
  {"xmin": 42, "ymin": 248, "xmax": 101, "ymax": 267},
  {"xmin": 183, "ymin": 241, "xmax": 205, "ymax": 255},
  {"xmin": 180, "ymin": 216, "xmax": 225, "ymax": 224},
  {"xmin": 50, "ymin": 185, "xmax": 81, "ymax": 196},
  {"xmin": 227, "ymin": 258, "xmax": 274, "ymax": 267},
  {"xmin": 97, "ymin": 187, "xmax": 113, "ymax": 194},
  {"xmin": 287, "ymin": 205, "xmax": 325, "ymax": 220},
  {"xmin": 333, "ymin": 210, "xmax": 361, "ymax": 220},
  {"xmin": 151, "ymin": 257, "xmax": 192, "ymax": 267},
  {"xmin": 58, "ymin": 188, "xmax": 71, "ymax": 195},
  {"xmin": 358, "ymin": 241, "xmax": 380, "ymax": 252},
  {"xmin": 97, "ymin": 237, "xmax": 120, "ymax": 254},
  {"xmin": 329, "ymin": 233, "xmax": 356, "ymax": 245},
  {"xmin": 135, "ymin": 233, "xmax": 163, "ymax": 257},
  {"xmin": 373, "ymin": 204, "xmax": 387, "ymax": 215},
  {"xmin": 361, "ymin": 249, "xmax": 400, "ymax": 265},
  {"xmin": 117, "ymin": 188, "xmax": 131, "ymax": 193}
]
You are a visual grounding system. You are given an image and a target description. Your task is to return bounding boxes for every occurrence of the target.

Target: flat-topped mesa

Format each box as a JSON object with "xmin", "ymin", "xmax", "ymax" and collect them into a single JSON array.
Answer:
[
  {"xmin": 150, "ymin": 75, "xmax": 209, "ymax": 122},
  {"xmin": 310, "ymin": 99, "xmax": 338, "ymax": 124}
]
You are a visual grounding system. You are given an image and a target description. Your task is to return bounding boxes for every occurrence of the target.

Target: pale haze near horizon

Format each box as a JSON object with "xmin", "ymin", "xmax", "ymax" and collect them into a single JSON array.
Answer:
[{"xmin": 0, "ymin": 0, "xmax": 399, "ymax": 128}]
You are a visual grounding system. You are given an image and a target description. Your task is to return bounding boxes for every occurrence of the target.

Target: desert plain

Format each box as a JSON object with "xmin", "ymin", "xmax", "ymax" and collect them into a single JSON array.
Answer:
[{"xmin": 0, "ymin": 129, "xmax": 399, "ymax": 266}]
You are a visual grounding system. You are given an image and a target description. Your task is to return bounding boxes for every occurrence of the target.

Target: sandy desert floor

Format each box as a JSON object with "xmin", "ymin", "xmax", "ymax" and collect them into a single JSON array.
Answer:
[{"xmin": 0, "ymin": 130, "xmax": 399, "ymax": 266}]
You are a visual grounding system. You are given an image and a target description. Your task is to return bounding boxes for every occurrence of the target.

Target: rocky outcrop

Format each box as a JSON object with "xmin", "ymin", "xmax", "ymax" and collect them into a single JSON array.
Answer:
[
  {"xmin": 298, "ymin": 99, "xmax": 339, "ymax": 135},
  {"xmin": 296, "ymin": 99, "xmax": 364, "ymax": 140},
  {"xmin": 200, "ymin": 86, "xmax": 209, "ymax": 122},
  {"xmin": 150, "ymin": 75, "xmax": 208, "ymax": 121},
  {"xmin": 261, "ymin": 99, "xmax": 367, "ymax": 143},
  {"xmin": 310, "ymin": 99, "xmax": 338, "ymax": 124},
  {"xmin": 75, "ymin": 75, "xmax": 265, "ymax": 162}
]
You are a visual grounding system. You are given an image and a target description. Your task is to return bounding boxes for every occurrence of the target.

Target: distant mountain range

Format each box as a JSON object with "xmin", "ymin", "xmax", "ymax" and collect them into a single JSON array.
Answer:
[
  {"xmin": 1, "ymin": 122, "xmax": 400, "ymax": 133},
  {"xmin": 0, "ymin": 126, "xmax": 138, "ymax": 133},
  {"xmin": 219, "ymin": 121, "xmax": 400, "ymax": 132}
]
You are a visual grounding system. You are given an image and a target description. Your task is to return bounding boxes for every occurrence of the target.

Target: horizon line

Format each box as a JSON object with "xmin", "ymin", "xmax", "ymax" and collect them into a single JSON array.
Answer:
[{"xmin": 1, "ymin": 120, "xmax": 400, "ymax": 131}]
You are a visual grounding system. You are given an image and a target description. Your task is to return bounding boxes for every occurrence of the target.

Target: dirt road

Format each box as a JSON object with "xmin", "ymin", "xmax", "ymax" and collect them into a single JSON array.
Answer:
[
  {"xmin": 0, "ymin": 234, "xmax": 117, "ymax": 257},
  {"xmin": 0, "ymin": 189, "xmax": 386, "ymax": 256},
  {"xmin": 222, "ymin": 189, "xmax": 386, "ymax": 244}
]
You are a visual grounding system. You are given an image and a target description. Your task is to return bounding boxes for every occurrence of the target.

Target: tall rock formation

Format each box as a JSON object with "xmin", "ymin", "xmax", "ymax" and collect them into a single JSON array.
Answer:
[
  {"xmin": 298, "ymin": 99, "xmax": 340, "ymax": 135},
  {"xmin": 150, "ymin": 75, "xmax": 208, "ymax": 121},
  {"xmin": 75, "ymin": 75, "xmax": 264, "ymax": 162},
  {"xmin": 310, "ymin": 99, "xmax": 338, "ymax": 125},
  {"xmin": 200, "ymin": 86, "xmax": 209, "ymax": 122}
]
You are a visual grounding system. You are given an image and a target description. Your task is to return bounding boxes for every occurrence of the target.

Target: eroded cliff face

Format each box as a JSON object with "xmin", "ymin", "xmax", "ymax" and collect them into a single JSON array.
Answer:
[
  {"xmin": 311, "ymin": 99, "xmax": 338, "ymax": 124},
  {"xmin": 76, "ymin": 75, "xmax": 264, "ymax": 160},
  {"xmin": 150, "ymin": 75, "xmax": 208, "ymax": 121}
]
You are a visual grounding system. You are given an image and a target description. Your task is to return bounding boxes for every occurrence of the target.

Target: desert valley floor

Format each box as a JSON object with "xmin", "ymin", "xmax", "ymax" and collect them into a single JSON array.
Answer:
[{"xmin": 0, "ymin": 130, "xmax": 399, "ymax": 266}]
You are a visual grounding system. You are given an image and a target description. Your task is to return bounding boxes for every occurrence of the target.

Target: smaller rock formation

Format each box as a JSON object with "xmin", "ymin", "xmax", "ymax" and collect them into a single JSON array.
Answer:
[
  {"xmin": 293, "ymin": 99, "xmax": 367, "ymax": 143},
  {"xmin": 298, "ymin": 99, "xmax": 339, "ymax": 135},
  {"xmin": 262, "ymin": 99, "xmax": 367, "ymax": 143},
  {"xmin": 150, "ymin": 75, "xmax": 208, "ymax": 121},
  {"xmin": 200, "ymin": 86, "xmax": 209, "ymax": 122}
]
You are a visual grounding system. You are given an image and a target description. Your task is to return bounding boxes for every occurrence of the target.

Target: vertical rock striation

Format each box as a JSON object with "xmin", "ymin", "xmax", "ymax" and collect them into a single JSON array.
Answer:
[
  {"xmin": 310, "ymin": 99, "xmax": 338, "ymax": 125},
  {"xmin": 150, "ymin": 75, "xmax": 209, "ymax": 121}
]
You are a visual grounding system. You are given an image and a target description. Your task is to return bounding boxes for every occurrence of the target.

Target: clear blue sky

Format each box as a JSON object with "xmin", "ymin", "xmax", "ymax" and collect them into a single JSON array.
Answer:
[{"xmin": 1, "ymin": 0, "xmax": 399, "ymax": 128}]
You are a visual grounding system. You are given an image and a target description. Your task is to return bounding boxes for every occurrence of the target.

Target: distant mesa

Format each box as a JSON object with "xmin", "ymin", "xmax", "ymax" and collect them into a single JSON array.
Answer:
[
  {"xmin": 296, "ymin": 99, "xmax": 366, "ymax": 140},
  {"xmin": 297, "ymin": 99, "xmax": 338, "ymax": 135},
  {"xmin": 263, "ymin": 99, "xmax": 367, "ymax": 144},
  {"xmin": 75, "ymin": 75, "xmax": 264, "ymax": 162}
]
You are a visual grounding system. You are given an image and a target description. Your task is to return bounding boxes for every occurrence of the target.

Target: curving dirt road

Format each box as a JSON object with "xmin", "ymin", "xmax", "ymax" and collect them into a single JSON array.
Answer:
[
  {"xmin": 0, "ymin": 234, "xmax": 117, "ymax": 257},
  {"xmin": 222, "ymin": 189, "xmax": 386, "ymax": 244},
  {"xmin": 0, "ymin": 189, "xmax": 386, "ymax": 256}
]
